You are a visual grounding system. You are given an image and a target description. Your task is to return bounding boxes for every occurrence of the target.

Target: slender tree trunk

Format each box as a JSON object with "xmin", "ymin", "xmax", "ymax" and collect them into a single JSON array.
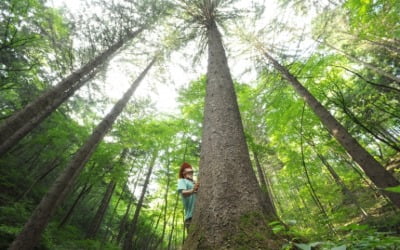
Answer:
[
  {"xmin": 149, "ymin": 160, "xmax": 171, "ymax": 249},
  {"xmin": 299, "ymin": 109, "xmax": 336, "ymax": 235},
  {"xmin": 115, "ymin": 198, "xmax": 132, "ymax": 245},
  {"xmin": 101, "ymin": 184, "xmax": 125, "ymax": 244},
  {"xmin": 323, "ymin": 42, "xmax": 400, "ymax": 84},
  {"xmin": 167, "ymin": 193, "xmax": 179, "ymax": 250},
  {"xmin": 253, "ymin": 149, "xmax": 277, "ymax": 215},
  {"xmin": 331, "ymin": 65, "xmax": 400, "ymax": 94},
  {"xmin": 9, "ymin": 59, "xmax": 155, "ymax": 250},
  {"xmin": 261, "ymin": 163, "xmax": 280, "ymax": 214},
  {"xmin": 316, "ymin": 152, "xmax": 369, "ymax": 217},
  {"xmin": 184, "ymin": 20, "xmax": 280, "ymax": 250},
  {"xmin": 86, "ymin": 180, "xmax": 117, "ymax": 238},
  {"xmin": 17, "ymin": 158, "xmax": 62, "ymax": 201},
  {"xmin": 58, "ymin": 183, "xmax": 92, "ymax": 228},
  {"xmin": 115, "ymin": 166, "xmax": 144, "ymax": 245},
  {"xmin": 261, "ymin": 50, "xmax": 400, "ymax": 208},
  {"xmin": 0, "ymin": 28, "xmax": 144, "ymax": 156},
  {"xmin": 146, "ymin": 204, "xmax": 163, "ymax": 249},
  {"xmin": 329, "ymin": 87, "xmax": 400, "ymax": 151},
  {"xmin": 253, "ymin": 150, "xmax": 268, "ymax": 191},
  {"xmin": 161, "ymin": 160, "xmax": 170, "ymax": 244},
  {"xmin": 123, "ymin": 152, "xmax": 157, "ymax": 250}
]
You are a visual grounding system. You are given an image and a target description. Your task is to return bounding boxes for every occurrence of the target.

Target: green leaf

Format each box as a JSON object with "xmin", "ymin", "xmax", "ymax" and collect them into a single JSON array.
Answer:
[
  {"xmin": 294, "ymin": 243, "xmax": 311, "ymax": 250},
  {"xmin": 332, "ymin": 245, "xmax": 346, "ymax": 250},
  {"xmin": 384, "ymin": 186, "xmax": 400, "ymax": 193}
]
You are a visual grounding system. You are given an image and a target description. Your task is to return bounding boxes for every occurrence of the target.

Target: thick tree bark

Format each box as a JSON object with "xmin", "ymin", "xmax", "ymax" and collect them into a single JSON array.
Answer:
[
  {"xmin": 8, "ymin": 59, "xmax": 155, "ymax": 250},
  {"xmin": 0, "ymin": 28, "xmax": 144, "ymax": 156},
  {"xmin": 85, "ymin": 180, "xmax": 117, "ymax": 238},
  {"xmin": 123, "ymin": 152, "xmax": 157, "ymax": 250},
  {"xmin": 184, "ymin": 21, "xmax": 280, "ymax": 249},
  {"xmin": 262, "ymin": 51, "xmax": 400, "ymax": 208}
]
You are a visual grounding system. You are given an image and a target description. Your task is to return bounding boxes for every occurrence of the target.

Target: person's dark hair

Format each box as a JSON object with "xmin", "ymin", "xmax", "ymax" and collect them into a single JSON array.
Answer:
[{"xmin": 179, "ymin": 162, "xmax": 192, "ymax": 178}]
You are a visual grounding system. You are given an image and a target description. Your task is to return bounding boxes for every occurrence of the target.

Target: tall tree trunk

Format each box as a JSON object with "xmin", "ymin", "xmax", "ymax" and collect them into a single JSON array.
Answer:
[
  {"xmin": 0, "ymin": 28, "xmax": 144, "ymax": 156},
  {"xmin": 123, "ymin": 152, "xmax": 157, "ymax": 250},
  {"xmin": 8, "ymin": 58, "xmax": 155, "ymax": 250},
  {"xmin": 184, "ymin": 20, "xmax": 280, "ymax": 250},
  {"xmin": 0, "ymin": 68, "xmax": 98, "ymax": 157},
  {"xmin": 85, "ymin": 180, "xmax": 117, "ymax": 238},
  {"xmin": 261, "ymin": 50, "xmax": 400, "ymax": 208}
]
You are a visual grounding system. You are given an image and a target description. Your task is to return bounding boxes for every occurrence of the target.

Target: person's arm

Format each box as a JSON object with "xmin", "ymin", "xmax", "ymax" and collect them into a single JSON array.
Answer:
[
  {"xmin": 181, "ymin": 188, "xmax": 196, "ymax": 197},
  {"xmin": 181, "ymin": 182, "xmax": 200, "ymax": 197}
]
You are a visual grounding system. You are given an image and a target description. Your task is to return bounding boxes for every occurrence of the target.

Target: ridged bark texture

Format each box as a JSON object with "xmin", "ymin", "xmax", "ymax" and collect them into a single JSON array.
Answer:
[
  {"xmin": 8, "ymin": 58, "xmax": 155, "ymax": 250},
  {"xmin": 263, "ymin": 51, "xmax": 400, "ymax": 208},
  {"xmin": 0, "ymin": 28, "xmax": 144, "ymax": 156},
  {"xmin": 183, "ymin": 21, "xmax": 280, "ymax": 250}
]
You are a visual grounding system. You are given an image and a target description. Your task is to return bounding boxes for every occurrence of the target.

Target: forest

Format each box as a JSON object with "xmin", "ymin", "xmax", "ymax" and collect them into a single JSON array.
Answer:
[{"xmin": 0, "ymin": 0, "xmax": 399, "ymax": 249}]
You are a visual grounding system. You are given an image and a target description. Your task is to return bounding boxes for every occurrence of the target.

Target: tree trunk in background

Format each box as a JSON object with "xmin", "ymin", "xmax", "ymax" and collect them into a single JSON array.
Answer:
[
  {"xmin": 253, "ymin": 150, "xmax": 268, "ymax": 191},
  {"xmin": 86, "ymin": 180, "xmax": 117, "ymax": 238},
  {"xmin": 316, "ymin": 152, "xmax": 369, "ymax": 217},
  {"xmin": 0, "ymin": 68, "xmax": 97, "ymax": 157},
  {"xmin": 324, "ymin": 42, "xmax": 400, "ymax": 84},
  {"xmin": 115, "ymin": 166, "xmax": 144, "ymax": 245},
  {"xmin": 9, "ymin": 59, "xmax": 155, "ymax": 250},
  {"xmin": 123, "ymin": 152, "xmax": 157, "ymax": 250},
  {"xmin": 116, "ymin": 198, "xmax": 132, "ymax": 245},
  {"xmin": 167, "ymin": 193, "xmax": 179, "ymax": 250},
  {"xmin": 160, "ymin": 160, "xmax": 170, "ymax": 244},
  {"xmin": 252, "ymin": 149, "xmax": 277, "ymax": 215},
  {"xmin": 184, "ymin": 20, "xmax": 280, "ymax": 249},
  {"xmin": 0, "ymin": 28, "xmax": 144, "ymax": 156},
  {"xmin": 58, "ymin": 183, "xmax": 92, "ymax": 228},
  {"xmin": 262, "ymin": 50, "xmax": 400, "ymax": 208},
  {"xmin": 17, "ymin": 158, "xmax": 62, "ymax": 201},
  {"xmin": 147, "ymin": 204, "xmax": 163, "ymax": 249}
]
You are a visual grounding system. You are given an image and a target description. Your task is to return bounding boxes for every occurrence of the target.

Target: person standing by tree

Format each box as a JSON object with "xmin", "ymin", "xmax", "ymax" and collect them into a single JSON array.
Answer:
[{"xmin": 178, "ymin": 162, "xmax": 199, "ymax": 232}]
